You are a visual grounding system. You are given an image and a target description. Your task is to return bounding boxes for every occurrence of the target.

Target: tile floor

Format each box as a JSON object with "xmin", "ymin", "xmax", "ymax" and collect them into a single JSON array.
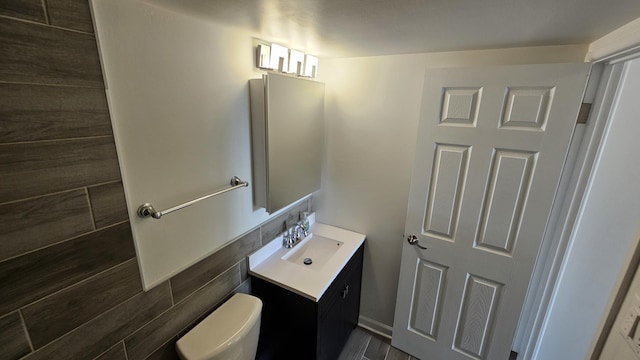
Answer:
[
  {"xmin": 338, "ymin": 327, "xmax": 518, "ymax": 360},
  {"xmin": 338, "ymin": 327, "xmax": 418, "ymax": 360},
  {"xmin": 339, "ymin": 327, "xmax": 518, "ymax": 360}
]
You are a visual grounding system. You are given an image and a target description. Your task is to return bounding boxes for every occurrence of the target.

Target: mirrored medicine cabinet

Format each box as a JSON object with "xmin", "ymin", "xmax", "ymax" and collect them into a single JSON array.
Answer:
[{"xmin": 249, "ymin": 73, "xmax": 325, "ymax": 214}]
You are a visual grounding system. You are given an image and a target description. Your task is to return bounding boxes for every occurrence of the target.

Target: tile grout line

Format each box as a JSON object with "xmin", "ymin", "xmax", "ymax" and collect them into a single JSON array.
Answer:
[
  {"xmin": 0, "ymin": 80, "xmax": 106, "ymax": 89},
  {"xmin": 122, "ymin": 340, "xmax": 130, "ymax": 360},
  {"xmin": 235, "ymin": 277, "xmax": 251, "ymax": 291},
  {"xmin": 40, "ymin": 0, "xmax": 50, "ymax": 25},
  {"xmin": 85, "ymin": 187, "xmax": 97, "ymax": 231},
  {"xmin": 0, "ymin": 219, "xmax": 130, "ymax": 264},
  {"xmin": 235, "ymin": 258, "xmax": 245, "ymax": 280},
  {"xmin": 140, "ymin": 335, "xmax": 178, "ymax": 360},
  {"xmin": 118, "ymin": 283, "xmax": 176, "ymax": 356},
  {"xmin": 361, "ymin": 334, "xmax": 373, "ymax": 360},
  {"xmin": 172, "ymin": 263, "xmax": 240, "ymax": 307},
  {"xmin": 17, "ymin": 310, "xmax": 35, "ymax": 352},
  {"xmin": 0, "ymin": 181, "xmax": 121, "ymax": 207},
  {"xmin": 0, "ymin": 14, "xmax": 95, "ymax": 36},
  {"xmin": 0, "ymin": 134, "xmax": 114, "ymax": 147},
  {"xmin": 168, "ymin": 280, "xmax": 175, "ymax": 306},
  {"xmin": 91, "ymin": 341, "xmax": 123, "ymax": 360},
  {"xmin": 237, "ymin": 263, "xmax": 246, "ymax": 285},
  {"xmin": 383, "ymin": 343, "xmax": 391, "ymax": 360},
  {"xmin": 353, "ymin": 327, "xmax": 416, "ymax": 360},
  {"xmin": 85, "ymin": 179, "xmax": 123, "ymax": 190}
]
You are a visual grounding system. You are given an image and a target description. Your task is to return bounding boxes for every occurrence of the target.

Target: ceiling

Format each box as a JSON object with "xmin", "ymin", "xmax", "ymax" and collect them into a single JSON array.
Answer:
[{"xmin": 144, "ymin": 0, "xmax": 640, "ymax": 58}]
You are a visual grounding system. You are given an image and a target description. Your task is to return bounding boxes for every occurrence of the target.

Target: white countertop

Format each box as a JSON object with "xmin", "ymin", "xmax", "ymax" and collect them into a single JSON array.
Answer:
[{"xmin": 248, "ymin": 215, "xmax": 366, "ymax": 302}]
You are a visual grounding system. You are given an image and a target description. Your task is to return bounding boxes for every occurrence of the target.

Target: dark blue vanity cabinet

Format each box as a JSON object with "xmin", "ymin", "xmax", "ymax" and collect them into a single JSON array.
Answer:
[{"xmin": 253, "ymin": 243, "xmax": 364, "ymax": 360}]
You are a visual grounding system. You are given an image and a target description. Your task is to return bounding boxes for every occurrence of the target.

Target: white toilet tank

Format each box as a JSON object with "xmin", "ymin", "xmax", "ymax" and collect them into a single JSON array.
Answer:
[{"xmin": 176, "ymin": 293, "xmax": 263, "ymax": 360}]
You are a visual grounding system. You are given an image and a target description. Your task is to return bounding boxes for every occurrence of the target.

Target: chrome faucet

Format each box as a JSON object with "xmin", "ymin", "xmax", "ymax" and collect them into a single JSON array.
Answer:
[{"xmin": 283, "ymin": 221, "xmax": 308, "ymax": 249}]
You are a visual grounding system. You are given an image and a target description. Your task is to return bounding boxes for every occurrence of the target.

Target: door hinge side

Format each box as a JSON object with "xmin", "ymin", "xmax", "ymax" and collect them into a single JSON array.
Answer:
[{"xmin": 577, "ymin": 103, "xmax": 592, "ymax": 124}]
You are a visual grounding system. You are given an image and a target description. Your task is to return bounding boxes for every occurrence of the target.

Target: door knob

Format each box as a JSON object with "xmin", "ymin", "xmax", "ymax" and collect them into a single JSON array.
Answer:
[{"xmin": 407, "ymin": 235, "xmax": 428, "ymax": 250}]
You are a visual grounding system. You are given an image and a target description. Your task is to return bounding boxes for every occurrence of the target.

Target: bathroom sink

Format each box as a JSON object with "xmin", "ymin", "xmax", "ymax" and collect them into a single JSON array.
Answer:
[
  {"xmin": 281, "ymin": 234, "xmax": 344, "ymax": 269},
  {"xmin": 248, "ymin": 214, "xmax": 366, "ymax": 301}
]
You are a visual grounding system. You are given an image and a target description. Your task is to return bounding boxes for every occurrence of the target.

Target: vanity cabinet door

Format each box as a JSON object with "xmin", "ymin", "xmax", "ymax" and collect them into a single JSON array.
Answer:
[
  {"xmin": 317, "ymin": 244, "xmax": 364, "ymax": 360},
  {"xmin": 317, "ymin": 286, "xmax": 344, "ymax": 360},
  {"xmin": 253, "ymin": 277, "xmax": 317, "ymax": 360},
  {"xmin": 342, "ymin": 245, "xmax": 363, "ymax": 332}
]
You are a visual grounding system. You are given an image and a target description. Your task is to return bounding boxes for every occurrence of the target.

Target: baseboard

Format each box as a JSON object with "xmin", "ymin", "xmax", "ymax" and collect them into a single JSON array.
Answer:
[{"xmin": 358, "ymin": 315, "xmax": 393, "ymax": 340}]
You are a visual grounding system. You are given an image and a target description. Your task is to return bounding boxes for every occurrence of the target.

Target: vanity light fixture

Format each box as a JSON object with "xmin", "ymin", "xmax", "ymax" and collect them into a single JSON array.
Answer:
[
  {"xmin": 287, "ymin": 49, "xmax": 305, "ymax": 76},
  {"xmin": 303, "ymin": 54, "xmax": 318, "ymax": 78},
  {"xmin": 256, "ymin": 44, "xmax": 273, "ymax": 69},
  {"xmin": 269, "ymin": 43, "xmax": 289, "ymax": 72},
  {"xmin": 255, "ymin": 42, "xmax": 319, "ymax": 78}
]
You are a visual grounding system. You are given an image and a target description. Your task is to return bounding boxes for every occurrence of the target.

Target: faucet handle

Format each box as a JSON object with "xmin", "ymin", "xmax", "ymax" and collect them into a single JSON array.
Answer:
[
  {"xmin": 296, "ymin": 223, "xmax": 307, "ymax": 239},
  {"xmin": 282, "ymin": 228, "xmax": 293, "ymax": 247},
  {"xmin": 293, "ymin": 225, "xmax": 302, "ymax": 241},
  {"xmin": 297, "ymin": 220, "xmax": 308, "ymax": 235}
]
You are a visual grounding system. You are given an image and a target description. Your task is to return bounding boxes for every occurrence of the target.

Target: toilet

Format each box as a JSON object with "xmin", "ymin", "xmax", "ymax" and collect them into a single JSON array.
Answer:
[{"xmin": 176, "ymin": 293, "xmax": 263, "ymax": 360}]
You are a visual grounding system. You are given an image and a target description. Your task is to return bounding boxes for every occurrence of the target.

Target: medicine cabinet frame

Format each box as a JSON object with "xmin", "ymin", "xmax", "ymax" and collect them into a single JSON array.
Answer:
[{"xmin": 249, "ymin": 73, "xmax": 325, "ymax": 214}]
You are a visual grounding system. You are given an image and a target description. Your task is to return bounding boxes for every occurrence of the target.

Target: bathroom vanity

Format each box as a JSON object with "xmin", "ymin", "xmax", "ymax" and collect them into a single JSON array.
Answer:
[{"xmin": 248, "ymin": 218, "xmax": 365, "ymax": 360}]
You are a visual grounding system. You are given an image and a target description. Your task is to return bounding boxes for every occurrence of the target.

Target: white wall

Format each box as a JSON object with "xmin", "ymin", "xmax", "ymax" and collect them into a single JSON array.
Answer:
[
  {"xmin": 316, "ymin": 45, "xmax": 588, "ymax": 331},
  {"xmin": 586, "ymin": 17, "xmax": 640, "ymax": 61},
  {"xmin": 534, "ymin": 57, "xmax": 640, "ymax": 360},
  {"xmin": 92, "ymin": 0, "xmax": 276, "ymax": 288}
]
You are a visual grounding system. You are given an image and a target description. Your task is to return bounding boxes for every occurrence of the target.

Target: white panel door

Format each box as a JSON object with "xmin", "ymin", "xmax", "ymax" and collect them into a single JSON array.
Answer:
[{"xmin": 392, "ymin": 63, "xmax": 590, "ymax": 360}]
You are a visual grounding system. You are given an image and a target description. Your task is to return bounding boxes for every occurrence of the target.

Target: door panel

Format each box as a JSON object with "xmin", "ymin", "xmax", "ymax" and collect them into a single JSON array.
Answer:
[
  {"xmin": 500, "ymin": 87, "xmax": 553, "ymax": 130},
  {"xmin": 409, "ymin": 259, "xmax": 448, "ymax": 340},
  {"xmin": 476, "ymin": 149, "xmax": 535, "ymax": 256},
  {"xmin": 440, "ymin": 87, "xmax": 482, "ymax": 126},
  {"xmin": 424, "ymin": 144, "xmax": 470, "ymax": 241},
  {"xmin": 454, "ymin": 274, "xmax": 503, "ymax": 359},
  {"xmin": 393, "ymin": 63, "xmax": 590, "ymax": 360}
]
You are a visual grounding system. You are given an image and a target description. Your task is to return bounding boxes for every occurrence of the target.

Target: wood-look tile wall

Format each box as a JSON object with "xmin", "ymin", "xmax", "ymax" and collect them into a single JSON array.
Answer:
[{"xmin": 0, "ymin": 3, "xmax": 313, "ymax": 359}]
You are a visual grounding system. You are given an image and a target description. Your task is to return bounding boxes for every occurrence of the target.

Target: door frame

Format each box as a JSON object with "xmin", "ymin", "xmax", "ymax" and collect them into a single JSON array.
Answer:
[{"xmin": 514, "ymin": 49, "xmax": 640, "ymax": 359}]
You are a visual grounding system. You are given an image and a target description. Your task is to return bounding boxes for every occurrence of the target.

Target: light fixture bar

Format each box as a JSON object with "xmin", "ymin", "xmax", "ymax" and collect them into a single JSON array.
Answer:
[{"xmin": 255, "ymin": 42, "xmax": 318, "ymax": 78}]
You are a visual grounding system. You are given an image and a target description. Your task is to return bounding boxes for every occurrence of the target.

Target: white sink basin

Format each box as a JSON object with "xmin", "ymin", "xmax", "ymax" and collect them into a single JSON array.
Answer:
[
  {"xmin": 248, "ymin": 214, "xmax": 365, "ymax": 302},
  {"xmin": 281, "ymin": 234, "xmax": 344, "ymax": 269}
]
